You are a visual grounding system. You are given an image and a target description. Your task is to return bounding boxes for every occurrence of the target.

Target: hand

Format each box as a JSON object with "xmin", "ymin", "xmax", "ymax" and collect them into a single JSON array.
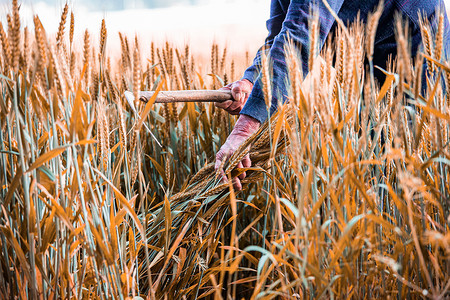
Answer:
[
  {"xmin": 215, "ymin": 114, "xmax": 260, "ymax": 191},
  {"xmin": 215, "ymin": 79, "xmax": 253, "ymax": 115}
]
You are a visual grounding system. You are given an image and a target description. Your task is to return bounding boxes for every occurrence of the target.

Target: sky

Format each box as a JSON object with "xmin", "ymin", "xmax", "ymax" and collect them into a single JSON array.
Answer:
[{"xmin": 0, "ymin": 0, "xmax": 449, "ymax": 56}]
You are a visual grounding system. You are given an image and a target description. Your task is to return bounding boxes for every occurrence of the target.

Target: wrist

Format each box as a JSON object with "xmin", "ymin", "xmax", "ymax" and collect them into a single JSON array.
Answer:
[
  {"xmin": 240, "ymin": 79, "xmax": 254, "ymax": 90},
  {"xmin": 241, "ymin": 78, "xmax": 253, "ymax": 85},
  {"xmin": 231, "ymin": 114, "xmax": 260, "ymax": 138}
]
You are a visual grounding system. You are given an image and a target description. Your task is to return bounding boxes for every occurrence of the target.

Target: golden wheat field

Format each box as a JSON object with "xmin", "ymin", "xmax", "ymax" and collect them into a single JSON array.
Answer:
[{"xmin": 0, "ymin": 0, "xmax": 450, "ymax": 299}]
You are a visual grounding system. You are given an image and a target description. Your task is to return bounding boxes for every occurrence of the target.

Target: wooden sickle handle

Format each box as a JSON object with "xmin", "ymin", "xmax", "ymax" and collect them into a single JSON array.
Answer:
[{"xmin": 139, "ymin": 90, "xmax": 234, "ymax": 103}]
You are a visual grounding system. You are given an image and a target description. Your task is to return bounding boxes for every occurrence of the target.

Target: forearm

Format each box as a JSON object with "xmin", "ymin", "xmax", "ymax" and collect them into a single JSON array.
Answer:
[
  {"xmin": 243, "ymin": 0, "xmax": 288, "ymax": 84},
  {"xmin": 242, "ymin": 46, "xmax": 269, "ymax": 84},
  {"xmin": 229, "ymin": 114, "xmax": 260, "ymax": 139}
]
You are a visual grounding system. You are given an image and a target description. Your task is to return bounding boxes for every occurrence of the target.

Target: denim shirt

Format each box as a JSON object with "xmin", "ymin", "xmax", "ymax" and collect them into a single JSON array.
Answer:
[{"xmin": 240, "ymin": 0, "xmax": 450, "ymax": 124}]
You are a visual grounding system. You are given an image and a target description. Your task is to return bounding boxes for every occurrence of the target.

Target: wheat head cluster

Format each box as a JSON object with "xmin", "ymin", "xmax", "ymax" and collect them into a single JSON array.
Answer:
[{"xmin": 0, "ymin": 0, "xmax": 449, "ymax": 299}]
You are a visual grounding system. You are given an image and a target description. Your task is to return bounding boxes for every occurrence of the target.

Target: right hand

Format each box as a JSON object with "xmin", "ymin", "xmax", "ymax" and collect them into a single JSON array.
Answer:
[{"xmin": 215, "ymin": 79, "xmax": 253, "ymax": 115}]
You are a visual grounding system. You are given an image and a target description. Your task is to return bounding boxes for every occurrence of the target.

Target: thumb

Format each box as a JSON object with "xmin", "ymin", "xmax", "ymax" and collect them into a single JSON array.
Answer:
[
  {"xmin": 231, "ymin": 85, "xmax": 244, "ymax": 101},
  {"xmin": 215, "ymin": 151, "xmax": 224, "ymax": 170}
]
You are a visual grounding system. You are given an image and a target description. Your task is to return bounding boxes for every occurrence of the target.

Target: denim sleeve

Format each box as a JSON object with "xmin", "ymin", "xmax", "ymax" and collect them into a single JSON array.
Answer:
[
  {"xmin": 393, "ymin": 0, "xmax": 450, "ymax": 56},
  {"xmin": 242, "ymin": 0, "xmax": 289, "ymax": 84},
  {"xmin": 241, "ymin": 0, "xmax": 345, "ymax": 124}
]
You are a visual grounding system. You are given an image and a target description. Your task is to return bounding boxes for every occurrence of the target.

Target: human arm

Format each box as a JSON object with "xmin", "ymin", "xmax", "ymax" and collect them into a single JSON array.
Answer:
[
  {"xmin": 240, "ymin": 0, "xmax": 345, "ymax": 124},
  {"xmin": 215, "ymin": 1, "xmax": 289, "ymax": 115},
  {"xmin": 242, "ymin": 0, "xmax": 290, "ymax": 84},
  {"xmin": 215, "ymin": 0, "xmax": 345, "ymax": 191}
]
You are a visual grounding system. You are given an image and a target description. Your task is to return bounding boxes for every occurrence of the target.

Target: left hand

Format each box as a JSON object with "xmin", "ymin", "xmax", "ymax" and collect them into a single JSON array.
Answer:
[{"xmin": 215, "ymin": 114, "xmax": 260, "ymax": 191}]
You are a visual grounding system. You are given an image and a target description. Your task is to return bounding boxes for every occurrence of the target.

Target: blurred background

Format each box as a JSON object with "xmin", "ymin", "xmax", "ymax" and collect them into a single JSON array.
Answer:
[
  {"xmin": 0, "ymin": 0, "xmax": 449, "ymax": 60},
  {"xmin": 31, "ymin": 0, "xmax": 265, "ymax": 10},
  {"xmin": 0, "ymin": 0, "xmax": 269, "ymax": 58}
]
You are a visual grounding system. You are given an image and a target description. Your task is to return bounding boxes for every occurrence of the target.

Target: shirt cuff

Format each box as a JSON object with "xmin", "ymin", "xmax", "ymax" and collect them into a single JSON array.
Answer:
[
  {"xmin": 242, "ymin": 66, "xmax": 260, "ymax": 85},
  {"xmin": 240, "ymin": 85, "xmax": 270, "ymax": 124}
]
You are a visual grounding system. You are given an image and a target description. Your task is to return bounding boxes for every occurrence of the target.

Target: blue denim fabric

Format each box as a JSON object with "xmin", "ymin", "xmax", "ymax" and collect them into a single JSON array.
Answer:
[{"xmin": 240, "ymin": 0, "xmax": 450, "ymax": 124}]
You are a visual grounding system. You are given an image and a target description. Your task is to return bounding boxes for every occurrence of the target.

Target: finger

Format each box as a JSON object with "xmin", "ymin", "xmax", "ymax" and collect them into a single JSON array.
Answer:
[
  {"xmin": 215, "ymin": 99, "xmax": 233, "ymax": 109},
  {"xmin": 220, "ymin": 169, "xmax": 227, "ymax": 183},
  {"xmin": 237, "ymin": 162, "xmax": 246, "ymax": 180},
  {"xmin": 223, "ymin": 101, "xmax": 243, "ymax": 115},
  {"xmin": 242, "ymin": 154, "xmax": 251, "ymax": 168},
  {"xmin": 215, "ymin": 157, "xmax": 227, "ymax": 183},
  {"xmin": 231, "ymin": 87, "xmax": 244, "ymax": 103},
  {"xmin": 219, "ymin": 85, "xmax": 232, "ymax": 91},
  {"xmin": 231, "ymin": 82, "xmax": 247, "ymax": 98},
  {"xmin": 232, "ymin": 177, "xmax": 242, "ymax": 191},
  {"xmin": 228, "ymin": 106, "xmax": 242, "ymax": 115},
  {"xmin": 215, "ymin": 151, "xmax": 224, "ymax": 171},
  {"xmin": 227, "ymin": 101, "xmax": 243, "ymax": 113},
  {"xmin": 231, "ymin": 91, "xmax": 244, "ymax": 103}
]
